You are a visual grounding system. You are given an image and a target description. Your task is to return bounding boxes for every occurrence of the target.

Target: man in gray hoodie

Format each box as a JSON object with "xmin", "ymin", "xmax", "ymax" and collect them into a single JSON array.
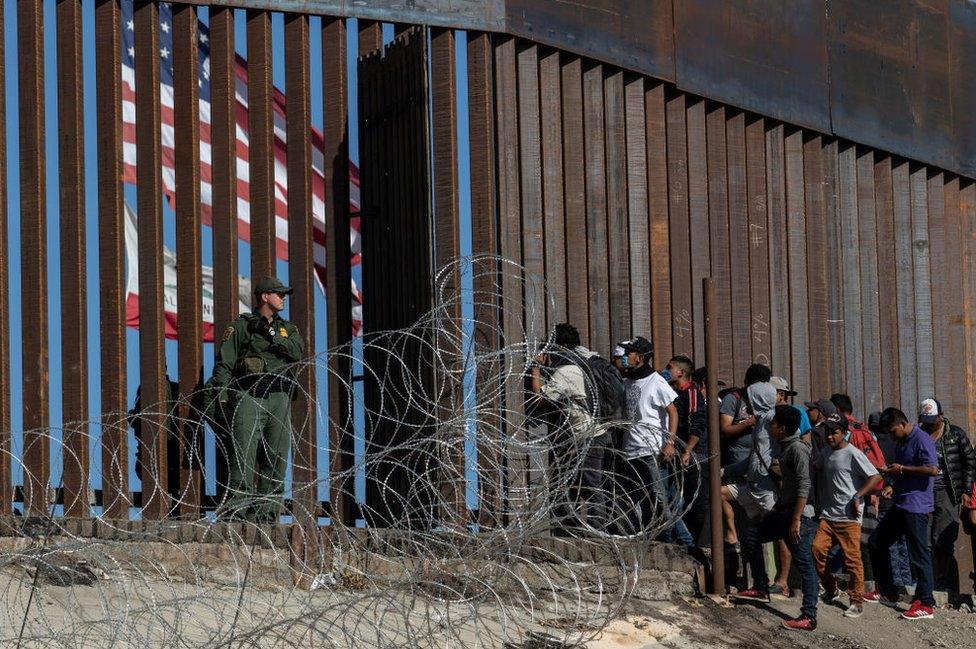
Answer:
[
  {"xmin": 720, "ymin": 382, "xmax": 779, "ymax": 544},
  {"xmin": 735, "ymin": 403, "xmax": 820, "ymax": 632}
]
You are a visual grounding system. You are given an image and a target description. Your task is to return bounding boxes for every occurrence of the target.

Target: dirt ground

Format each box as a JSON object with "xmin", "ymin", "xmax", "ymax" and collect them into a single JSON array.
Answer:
[{"xmin": 586, "ymin": 593, "xmax": 976, "ymax": 649}]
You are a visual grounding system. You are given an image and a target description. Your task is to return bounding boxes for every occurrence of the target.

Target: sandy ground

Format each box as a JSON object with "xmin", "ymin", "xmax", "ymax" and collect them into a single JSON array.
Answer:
[{"xmin": 586, "ymin": 594, "xmax": 976, "ymax": 649}]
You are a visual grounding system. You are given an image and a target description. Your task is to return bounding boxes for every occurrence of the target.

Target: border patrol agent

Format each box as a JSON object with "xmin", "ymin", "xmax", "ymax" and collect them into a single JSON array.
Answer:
[{"xmin": 211, "ymin": 276, "xmax": 304, "ymax": 522}]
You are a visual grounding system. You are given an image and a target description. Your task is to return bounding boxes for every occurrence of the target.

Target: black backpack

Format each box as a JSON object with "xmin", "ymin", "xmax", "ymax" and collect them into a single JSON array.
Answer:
[{"xmin": 581, "ymin": 355, "xmax": 625, "ymax": 421}]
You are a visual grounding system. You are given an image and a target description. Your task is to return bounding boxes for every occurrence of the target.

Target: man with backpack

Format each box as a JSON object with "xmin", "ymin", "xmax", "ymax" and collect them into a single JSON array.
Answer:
[
  {"xmin": 531, "ymin": 323, "xmax": 624, "ymax": 531},
  {"xmin": 667, "ymin": 355, "xmax": 709, "ymax": 546}
]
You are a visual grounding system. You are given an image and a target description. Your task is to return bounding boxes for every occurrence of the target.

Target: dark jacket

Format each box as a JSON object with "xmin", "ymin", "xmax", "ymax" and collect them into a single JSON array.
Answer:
[{"xmin": 933, "ymin": 418, "xmax": 976, "ymax": 506}]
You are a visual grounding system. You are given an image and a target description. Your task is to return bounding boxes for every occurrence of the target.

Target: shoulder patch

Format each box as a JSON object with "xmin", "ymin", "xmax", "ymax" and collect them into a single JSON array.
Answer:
[
  {"xmin": 279, "ymin": 327, "xmax": 288, "ymax": 338},
  {"xmin": 221, "ymin": 326, "xmax": 235, "ymax": 342}
]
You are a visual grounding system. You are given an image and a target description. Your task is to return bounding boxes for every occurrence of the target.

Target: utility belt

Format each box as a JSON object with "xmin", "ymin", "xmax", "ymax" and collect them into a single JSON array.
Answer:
[
  {"xmin": 232, "ymin": 355, "xmax": 297, "ymax": 397},
  {"xmin": 233, "ymin": 373, "xmax": 296, "ymax": 397}
]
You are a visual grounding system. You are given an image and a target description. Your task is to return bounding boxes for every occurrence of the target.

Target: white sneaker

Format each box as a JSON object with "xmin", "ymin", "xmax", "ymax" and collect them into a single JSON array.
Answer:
[{"xmin": 843, "ymin": 604, "xmax": 864, "ymax": 618}]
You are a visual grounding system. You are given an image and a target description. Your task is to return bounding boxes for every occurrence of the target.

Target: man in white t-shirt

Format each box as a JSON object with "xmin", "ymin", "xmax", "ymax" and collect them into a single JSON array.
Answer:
[{"xmin": 612, "ymin": 337, "xmax": 691, "ymax": 545}]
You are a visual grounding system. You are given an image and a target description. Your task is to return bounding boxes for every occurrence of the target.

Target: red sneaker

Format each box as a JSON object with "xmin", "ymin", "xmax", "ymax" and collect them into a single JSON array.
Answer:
[
  {"xmin": 863, "ymin": 590, "xmax": 899, "ymax": 607},
  {"xmin": 782, "ymin": 616, "xmax": 817, "ymax": 631},
  {"xmin": 901, "ymin": 600, "xmax": 934, "ymax": 620},
  {"xmin": 734, "ymin": 588, "xmax": 771, "ymax": 602}
]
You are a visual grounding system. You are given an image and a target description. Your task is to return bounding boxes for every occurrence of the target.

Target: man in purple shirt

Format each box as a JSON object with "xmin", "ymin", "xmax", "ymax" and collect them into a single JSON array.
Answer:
[{"xmin": 866, "ymin": 408, "xmax": 940, "ymax": 620}]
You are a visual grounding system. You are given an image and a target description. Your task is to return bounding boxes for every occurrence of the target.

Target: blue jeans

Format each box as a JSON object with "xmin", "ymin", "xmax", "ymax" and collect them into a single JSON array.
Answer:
[
  {"xmin": 663, "ymin": 461, "xmax": 695, "ymax": 547},
  {"xmin": 890, "ymin": 537, "xmax": 914, "ymax": 588},
  {"xmin": 870, "ymin": 507, "xmax": 934, "ymax": 606},
  {"xmin": 621, "ymin": 455, "xmax": 694, "ymax": 546},
  {"xmin": 744, "ymin": 509, "xmax": 819, "ymax": 620}
]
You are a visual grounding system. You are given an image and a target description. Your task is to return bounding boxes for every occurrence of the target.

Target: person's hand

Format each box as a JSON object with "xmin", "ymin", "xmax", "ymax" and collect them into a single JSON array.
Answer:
[
  {"xmin": 850, "ymin": 497, "xmax": 862, "ymax": 519},
  {"xmin": 789, "ymin": 516, "xmax": 801, "ymax": 543},
  {"xmin": 680, "ymin": 450, "xmax": 691, "ymax": 467},
  {"xmin": 662, "ymin": 442, "xmax": 676, "ymax": 462},
  {"xmin": 743, "ymin": 415, "xmax": 758, "ymax": 427},
  {"xmin": 961, "ymin": 493, "xmax": 972, "ymax": 509},
  {"xmin": 882, "ymin": 485, "xmax": 893, "ymax": 499},
  {"xmin": 533, "ymin": 352, "xmax": 548, "ymax": 366},
  {"xmin": 881, "ymin": 463, "xmax": 904, "ymax": 476}
]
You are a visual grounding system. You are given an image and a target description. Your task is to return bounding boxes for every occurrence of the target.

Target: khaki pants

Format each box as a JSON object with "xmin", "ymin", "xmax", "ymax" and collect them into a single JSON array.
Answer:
[{"xmin": 813, "ymin": 519, "xmax": 865, "ymax": 604}]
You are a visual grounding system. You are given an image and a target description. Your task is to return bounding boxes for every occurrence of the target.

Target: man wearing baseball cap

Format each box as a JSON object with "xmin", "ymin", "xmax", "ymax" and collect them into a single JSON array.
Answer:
[
  {"xmin": 209, "ymin": 276, "xmax": 305, "ymax": 523},
  {"xmin": 612, "ymin": 337, "xmax": 692, "ymax": 545},
  {"xmin": 918, "ymin": 398, "xmax": 976, "ymax": 594}
]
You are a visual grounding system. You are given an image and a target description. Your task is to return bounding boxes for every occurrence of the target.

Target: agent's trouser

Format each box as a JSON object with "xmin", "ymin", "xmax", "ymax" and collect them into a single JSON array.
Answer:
[
  {"xmin": 226, "ymin": 391, "xmax": 291, "ymax": 522},
  {"xmin": 813, "ymin": 519, "xmax": 865, "ymax": 604}
]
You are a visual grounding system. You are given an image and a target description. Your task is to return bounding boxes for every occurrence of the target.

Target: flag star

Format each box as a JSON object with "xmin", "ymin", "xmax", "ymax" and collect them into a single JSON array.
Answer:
[
  {"xmin": 127, "ymin": 46, "xmax": 135, "ymax": 58},
  {"xmin": 200, "ymin": 33, "xmax": 208, "ymax": 43},
  {"xmin": 160, "ymin": 46, "xmax": 170, "ymax": 58},
  {"xmin": 161, "ymin": 21, "xmax": 170, "ymax": 33},
  {"xmin": 126, "ymin": 19, "xmax": 134, "ymax": 31}
]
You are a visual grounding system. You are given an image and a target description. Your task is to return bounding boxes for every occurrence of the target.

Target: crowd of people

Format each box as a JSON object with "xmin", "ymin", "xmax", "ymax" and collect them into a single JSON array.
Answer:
[{"xmin": 529, "ymin": 323, "xmax": 976, "ymax": 632}]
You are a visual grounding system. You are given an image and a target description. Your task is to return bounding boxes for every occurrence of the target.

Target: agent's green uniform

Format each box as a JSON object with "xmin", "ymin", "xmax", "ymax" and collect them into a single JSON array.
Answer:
[{"xmin": 212, "ymin": 309, "xmax": 304, "ymax": 522}]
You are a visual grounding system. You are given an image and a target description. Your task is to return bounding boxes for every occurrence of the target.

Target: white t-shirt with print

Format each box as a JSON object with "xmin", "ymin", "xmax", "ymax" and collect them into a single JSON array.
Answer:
[{"xmin": 623, "ymin": 372, "xmax": 678, "ymax": 459}]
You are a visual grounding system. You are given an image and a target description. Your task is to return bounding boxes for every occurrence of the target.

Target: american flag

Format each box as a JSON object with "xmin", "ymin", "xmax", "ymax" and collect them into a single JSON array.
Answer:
[{"xmin": 120, "ymin": 0, "xmax": 363, "ymax": 336}]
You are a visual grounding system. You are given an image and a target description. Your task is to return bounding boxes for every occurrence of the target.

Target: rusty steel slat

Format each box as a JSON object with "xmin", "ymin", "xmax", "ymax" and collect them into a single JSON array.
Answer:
[
  {"xmin": 96, "ymin": 0, "xmax": 128, "ymax": 520},
  {"xmin": 358, "ymin": 18, "xmax": 382, "ymax": 55},
  {"xmin": 927, "ymin": 171, "xmax": 951, "ymax": 411},
  {"xmin": 604, "ymin": 69, "xmax": 630, "ymax": 349},
  {"xmin": 431, "ymin": 28, "xmax": 460, "ymax": 276},
  {"xmin": 57, "ymin": 0, "xmax": 89, "ymax": 518},
  {"xmin": 963, "ymin": 182, "xmax": 976, "ymax": 435},
  {"xmin": 686, "ymin": 98, "xmax": 709, "ymax": 365},
  {"xmin": 134, "ymin": 0, "xmax": 168, "ymax": 520},
  {"xmin": 645, "ymin": 82, "xmax": 671, "ymax": 361},
  {"xmin": 430, "ymin": 27, "xmax": 465, "ymax": 525},
  {"xmin": 823, "ymin": 139, "xmax": 846, "ymax": 390},
  {"xmin": 583, "ymin": 63, "xmax": 611, "ymax": 356},
  {"xmin": 561, "ymin": 57, "xmax": 589, "ymax": 344},
  {"xmin": 765, "ymin": 123, "xmax": 791, "ymax": 383},
  {"xmin": 745, "ymin": 116, "xmax": 770, "ymax": 368},
  {"xmin": 247, "ymin": 10, "xmax": 275, "ymax": 279},
  {"xmin": 726, "ymin": 111, "xmax": 751, "ymax": 381},
  {"xmin": 625, "ymin": 77, "xmax": 651, "ymax": 342},
  {"xmin": 19, "ymin": 0, "xmax": 50, "ymax": 516},
  {"xmin": 892, "ymin": 161, "xmax": 918, "ymax": 410},
  {"xmin": 674, "ymin": 0, "xmax": 830, "ymax": 134},
  {"xmin": 516, "ymin": 43, "xmax": 545, "ymax": 340},
  {"xmin": 828, "ymin": 0, "xmax": 954, "ymax": 177},
  {"xmin": 210, "ymin": 8, "xmax": 239, "ymax": 338},
  {"xmin": 209, "ymin": 6, "xmax": 237, "ymax": 507},
  {"xmin": 784, "ymin": 128, "xmax": 810, "ymax": 400},
  {"xmin": 493, "ymin": 36, "xmax": 525, "ymax": 520},
  {"xmin": 515, "ymin": 41, "xmax": 546, "ymax": 517},
  {"xmin": 173, "ymin": 3, "xmax": 203, "ymax": 518},
  {"xmin": 942, "ymin": 177, "xmax": 967, "ymax": 421},
  {"xmin": 874, "ymin": 156, "xmax": 901, "ymax": 409},
  {"xmin": 505, "ymin": 0, "xmax": 674, "ymax": 82},
  {"xmin": 802, "ymin": 134, "xmax": 830, "ymax": 399},
  {"xmin": 467, "ymin": 32, "xmax": 501, "ymax": 527},
  {"xmin": 837, "ymin": 144, "xmax": 864, "ymax": 413},
  {"xmin": 284, "ymin": 13, "xmax": 317, "ymax": 528},
  {"xmin": 322, "ymin": 16, "xmax": 354, "ymax": 525},
  {"xmin": 0, "ymin": 0, "xmax": 9, "ymax": 515},
  {"xmin": 856, "ymin": 149, "xmax": 882, "ymax": 415},
  {"xmin": 666, "ymin": 90, "xmax": 691, "ymax": 358},
  {"xmin": 706, "ymin": 104, "xmax": 733, "ymax": 386},
  {"xmin": 539, "ymin": 50, "xmax": 566, "ymax": 326},
  {"xmin": 910, "ymin": 165, "xmax": 934, "ymax": 402}
]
